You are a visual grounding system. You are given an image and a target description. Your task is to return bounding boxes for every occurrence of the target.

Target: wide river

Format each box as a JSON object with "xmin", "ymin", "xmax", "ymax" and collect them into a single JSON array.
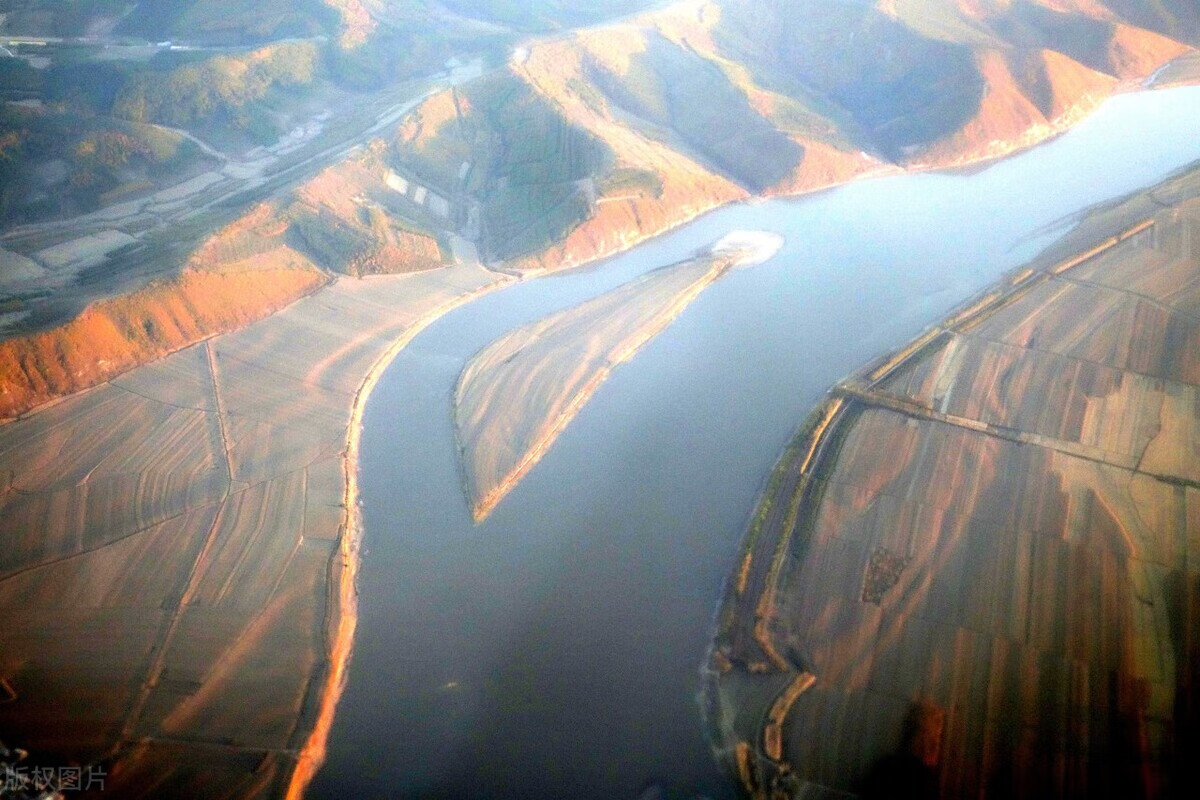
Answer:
[{"xmin": 310, "ymin": 86, "xmax": 1200, "ymax": 799}]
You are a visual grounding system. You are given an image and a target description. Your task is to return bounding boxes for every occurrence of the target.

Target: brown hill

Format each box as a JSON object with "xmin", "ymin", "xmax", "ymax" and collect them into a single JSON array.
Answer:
[
  {"xmin": 0, "ymin": 261, "xmax": 326, "ymax": 420},
  {"xmin": 2, "ymin": 0, "xmax": 1197, "ymax": 416},
  {"xmin": 0, "ymin": 142, "xmax": 445, "ymax": 420},
  {"xmin": 383, "ymin": 0, "xmax": 1195, "ymax": 271}
]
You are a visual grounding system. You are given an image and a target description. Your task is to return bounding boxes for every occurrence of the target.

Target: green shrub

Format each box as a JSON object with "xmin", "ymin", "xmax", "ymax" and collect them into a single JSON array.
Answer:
[{"xmin": 113, "ymin": 41, "xmax": 320, "ymax": 131}]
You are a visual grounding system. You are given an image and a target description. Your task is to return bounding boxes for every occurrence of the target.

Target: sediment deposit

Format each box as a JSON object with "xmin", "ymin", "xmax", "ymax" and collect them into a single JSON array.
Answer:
[
  {"xmin": 454, "ymin": 232, "xmax": 781, "ymax": 521},
  {"xmin": 706, "ymin": 165, "xmax": 1200, "ymax": 797}
]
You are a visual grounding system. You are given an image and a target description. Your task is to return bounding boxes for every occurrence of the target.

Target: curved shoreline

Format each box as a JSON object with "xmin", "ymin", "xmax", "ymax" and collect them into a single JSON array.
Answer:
[
  {"xmin": 290, "ymin": 76, "xmax": 1200, "ymax": 795},
  {"xmin": 498, "ymin": 61, "xmax": 1192, "ymax": 285},
  {"xmin": 0, "ymin": 61, "xmax": 1184, "ymax": 429},
  {"xmin": 704, "ymin": 158, "xmax": 1200, "ymax": 796},
  {"xmin": 0, "ymin": 262, "xmax": 508, "ymax": 798},
  {"xmin": 285, "ymin": 276, "xmax": 512, "ymax": 799}
]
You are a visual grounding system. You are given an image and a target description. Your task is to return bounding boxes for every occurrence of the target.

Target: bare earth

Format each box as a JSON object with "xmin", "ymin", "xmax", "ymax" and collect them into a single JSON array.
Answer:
[
  {"xmin": 0, "ymin": 262, "xmax": 508, "ymax": 798},
  {"xmin": 706, "ymin": 165, "xmax": 1200, "ymax": 798}
]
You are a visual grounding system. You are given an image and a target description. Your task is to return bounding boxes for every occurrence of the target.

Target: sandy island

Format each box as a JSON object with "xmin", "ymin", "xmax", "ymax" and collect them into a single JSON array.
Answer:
[{"xmin": 454, "ymin": 232, "xmax": 782, "ymax": 521}]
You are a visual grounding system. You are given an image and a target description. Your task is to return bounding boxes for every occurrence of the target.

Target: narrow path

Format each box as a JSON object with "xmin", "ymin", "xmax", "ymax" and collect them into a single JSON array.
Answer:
[
  {"xmin": 836, "ymin": 383, "xmax": 1200, "ymax": 491},
  {"xmin": 118, "ymin": 341, "xmax": 235, "ymax": 742}
]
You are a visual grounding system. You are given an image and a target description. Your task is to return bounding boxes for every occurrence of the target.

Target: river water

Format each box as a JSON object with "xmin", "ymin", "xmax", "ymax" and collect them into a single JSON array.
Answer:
[{"xmin": 309, "ymin": 86, "xmax": 1200, "ymax": 799}]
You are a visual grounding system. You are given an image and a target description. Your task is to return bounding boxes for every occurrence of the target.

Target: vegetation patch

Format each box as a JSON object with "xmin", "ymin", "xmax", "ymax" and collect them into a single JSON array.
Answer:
[{"xmin": 113, "ymin": 41, "xmax": 321, "ymax": 138}]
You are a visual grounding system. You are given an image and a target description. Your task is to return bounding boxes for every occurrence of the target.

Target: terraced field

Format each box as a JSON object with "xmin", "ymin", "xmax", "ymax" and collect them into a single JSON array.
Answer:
[
  {"xmin": 706, "ymin": 165, "xmax": 1200, "ymax": 798},
  {"xmin": 0, "ymin": 261, "xmax": 507, "ymax": 799}
]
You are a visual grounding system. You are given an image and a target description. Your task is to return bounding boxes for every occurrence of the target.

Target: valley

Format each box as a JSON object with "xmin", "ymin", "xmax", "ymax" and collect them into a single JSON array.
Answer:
[{"xmin": 2, "ymin": 2, "xmax": 1200, "ymax": 798}]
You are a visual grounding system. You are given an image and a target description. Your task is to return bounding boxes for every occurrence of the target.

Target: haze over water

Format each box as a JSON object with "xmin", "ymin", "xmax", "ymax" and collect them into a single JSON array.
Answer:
[{"xmin": 310, "ymin": 86, "xmax": 1200, "ymax": 799}]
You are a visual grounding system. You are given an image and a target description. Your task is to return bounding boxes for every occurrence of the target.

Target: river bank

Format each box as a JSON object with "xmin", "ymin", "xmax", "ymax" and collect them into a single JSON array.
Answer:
[
  {"xmin": 0, "ymin": 262, "xmax": 508, "ymax": 799},
  {"xmin": 312, "ymin": 84, "xmax": 1200, "ymax": 798},
  {"xmin": 706, "ymin": 160, "xmax": 1200, "ymax": 798}
]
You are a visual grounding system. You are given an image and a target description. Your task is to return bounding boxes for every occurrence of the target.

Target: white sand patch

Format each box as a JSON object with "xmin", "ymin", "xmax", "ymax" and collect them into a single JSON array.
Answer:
[
  {"xmin": 711, "ymin": 230, "xmax": 784, "ymax": 268},
  {"xmin": 33, "ymin": 229, "xmax": 136, "ymax": 271}
]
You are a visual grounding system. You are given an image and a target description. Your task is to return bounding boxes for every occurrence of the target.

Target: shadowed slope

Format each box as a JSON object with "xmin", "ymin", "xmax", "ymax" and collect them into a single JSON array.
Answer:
[{"xmin": 385, "ymin": 0, "xmax": 1195, "ymax": 275}]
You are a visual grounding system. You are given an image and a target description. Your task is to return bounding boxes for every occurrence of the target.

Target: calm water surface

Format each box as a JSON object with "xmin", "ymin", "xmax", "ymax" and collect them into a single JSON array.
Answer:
[{"xmin": 311, "ymin": 87, "xmax": 1200, "ymax": 799}]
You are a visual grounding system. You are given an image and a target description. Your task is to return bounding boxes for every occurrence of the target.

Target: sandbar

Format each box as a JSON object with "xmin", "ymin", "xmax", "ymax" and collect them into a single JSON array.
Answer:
[{"xmin": 454, "ymin": 232, "xmax": 782, "ymax": 521}]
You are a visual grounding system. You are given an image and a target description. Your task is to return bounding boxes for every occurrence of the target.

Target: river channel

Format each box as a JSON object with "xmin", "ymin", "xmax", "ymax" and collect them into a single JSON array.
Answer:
[{"xmin": 310, "ymin": 85, "xmax": 1200, "ymax": 799}]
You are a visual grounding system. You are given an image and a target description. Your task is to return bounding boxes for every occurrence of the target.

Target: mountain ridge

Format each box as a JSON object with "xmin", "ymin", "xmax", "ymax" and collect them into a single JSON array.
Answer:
[{"xmin": 1, "ymin": 0, "xmax": 1197, "ymax": 419}]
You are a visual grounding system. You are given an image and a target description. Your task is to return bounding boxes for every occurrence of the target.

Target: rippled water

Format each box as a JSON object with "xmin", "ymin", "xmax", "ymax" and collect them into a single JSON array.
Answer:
[{"xmin": 310, "ymin": 86, "xmax": 1200, "ymax": 799}]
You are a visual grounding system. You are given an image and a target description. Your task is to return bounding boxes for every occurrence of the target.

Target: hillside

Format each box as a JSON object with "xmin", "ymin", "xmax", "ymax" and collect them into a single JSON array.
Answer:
[
  {"xmin": 383, "ymin": 0, "xmax": 1197, "ymax": 271},
  {"xmin": 0, "ymin": 0, "xmax": 661, "ymax": 229},
  {"xmin": 0, "ymin": 139, "xmax": 446, "ymax": 419},
  {"xmin": 2, "ymin": 0, "xmax": 1198, "ymax": 418}
]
